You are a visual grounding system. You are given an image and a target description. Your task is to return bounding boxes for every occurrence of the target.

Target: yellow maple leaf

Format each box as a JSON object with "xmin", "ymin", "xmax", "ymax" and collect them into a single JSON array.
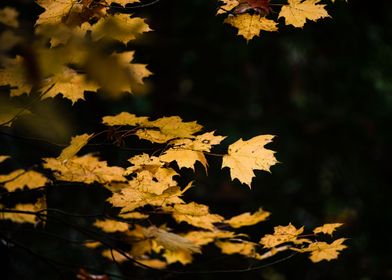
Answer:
[
  {"xmin": 57, "ymin": 133, "xmax": 92, "ymax": 162},
  {"xmin": 0, "ymin": 203, "xmax": 36, "ymax": 224},
  {"xmin": 217, "ymin": 0, "xmax": 240, "ymax": 14},
  {"xmin": 0, "ymin": 7, "xmax": 19, "ymax": 28},
  {"xmin": 118, "ymin": 211, "xmax": 148, "ymax": 219},
  {"xmin": 0, "ymin": 56, "xmax": 33, "ymax": 97},
  {"xmin": 35, "ymin": 0, "xmax": 80, "ymax": 26},
  {"xmin": 163, "ymin": 249, "xmax": 193, "ymax": 265},
  {"xmin": 41, "ymin": 67, "xmax": 99, "ymax": 104},
  {"xmin": 313, "ymin": 223, "xmax": 343, "ymax": 235},
  {"xmin": 135, "ymin": 116, "xmax": 203, "ymax": 143},
  {"xmin": 215, "ymin": 241, "xmax": 256, "ymax": 256},
  {"xmin": 171, "ymin": 202, "xmax": 224, "ymax": 230},
  {"xmin": 278, "ymin": 0, "xmax": 330, "ymax": 28},
  {"xmin": 222, "ymin": 135, "xmax": 278, "ymax": 187},
  {"xmin": 224, "ymin": 14, "xmax": 278, "ymax": 41},
  {"xmin": 125, "ymin": 153, "xmax": 164, "ymax": 174},
  {"xmin": 260, "ymin": 223, "xmax": 304, "ymax": 248},
  {"xmin": 0, "ymin": 170, "xmax": 49, "ymax": 192},
  {"xmin": 226, "ymin": 207, "xmax": 270, "ymax": 228},
  {"xmin": 160, "ymin": 148, "xmax": 208, "ymax": 171},
  {"xmin": 184, "ymin": 230, "xmax": 237, "ymax": 246},
  {"xmin": 306, "ymin": 238, "xmax": 347, "ymax": 262},
  {"xmin": 102, "ymin": 112, "xmax": 149, "ymax": 126},
  {"xmin": 43, "ymin": 154, "xmax": 126, "ymax": 184},
  {"xmin": 81, "ymin": 14, "xmax": 151, "ymax": 44},
  {"xmin": 94, "ymin": 219, "xmax": 129, "ymax": 232},
  {"xmin": 106, "ymin": 0, "xmax": 140, "ymax": 5},
  {"xmin": 102, "ymin": 249, "xmax": 128, "ymax": 263}
]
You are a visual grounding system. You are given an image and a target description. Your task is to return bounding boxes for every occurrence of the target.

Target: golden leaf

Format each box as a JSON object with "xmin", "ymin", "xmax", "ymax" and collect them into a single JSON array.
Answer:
[
  {"xmin": 184, "ymin": 230, "xmax": 237, "ymax": 246},
  {"xmin": 215, "ymin": 241, "xmax": 255, "ymax": 256},
  {"xmin": 102, "ymin": 112, "xmax": 149, "ymax": 126},
  {"xmin": 41, "ymin": 67, "xmax": 99, "ymax": 104},
  {"xmin": 313, "ymin": 223, "xmax": 343, "ymax": 235},
  {"xmin": 226, "ymin": 208, "xmax": 270, "ymax": 228},
  {"xmin": 222, "ymin": 135, "xmax": 278, "ymax": 187},
  {"xmin": 160, "ymin": 148, "xmax": 208, "ymax": 171},
  {"xmin": 136, "ymin": 259, "xmax": 167, "ymax": 269},
  {"xmin": 171, "ymin": 202, "xmax": 224, "ymax": 230},
  {"xmin": 84, "ymin": 241, "xmax": 101, "ymax": 249},
  {"xmin": 118, "ymin": 211, "xmax": 149, "ymax": 219},
  {"xmin": 43, "ymin": 154, "xmax": 126, "ymax": 184},
  {"xmin": 163, "ymin": 249, "xmax": 193, "ymax": 265},
  {"xmin": 94, "ymin": 219, "xmax": 129, "ymax": 232},
  {"xmin": 125, "ymin": 153, "xmax": 164, "ymax": 174},
  {"xmin": 81, "ymin": 14, "xmax": 151, "ymax": 44},
  {"xmin": 106, "ymin": 0, "xmax": 139, "ymax": 5},
  {"xmin": 102, "ymin": 249, "xmax": 128, "ymax": 263},
  {"xmin": 306, "ymin": 238, "xmax": 347, "ymax": 262},
  {"xmin": 278, "ymin": 0, "xmax": 330, "ymax": 28},
  {"xmin": 35, "ymin": 0, "xmax": 80, "ymax": 26},
  {"xmin": 135, "ymin": 116, "xmax": 203, "ymax": 143},
  {"xmin": 0, "ymin": 7, "xmax": 19, "ymax": 28},
  {"xmin": 260, "ymin": 223, "xmax": 304, "ymax": 248},
  {"xmin": 0, "ymin": 203, "xmax": 36, "ymax": 224},
  {"xmin": 224, "ymin": 14, "xmax": 278, "ymax": 41},
  {"xmin": 57, "ymin": 133, "xmax": 92, "ymax": 162},
  {"xmin": 217, "ymin": 0, "xmax": 240, "ymax": 14},
  {"xmin": 0, "ymin": 170, "xmax": 48, "ymax": 192}
]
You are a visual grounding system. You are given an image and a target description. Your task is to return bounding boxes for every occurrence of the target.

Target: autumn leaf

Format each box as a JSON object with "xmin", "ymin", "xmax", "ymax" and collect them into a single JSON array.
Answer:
[
  {"xmin": 35, "ymin": 0, "xmax": 80, "ymax": 26},
  {"xmin": 226, "ymin": 207, "xmax": 270, "ymax": 228},
  {"xmin": 0, "ymin": 170, "xmax": 49, "ymax": 192},
  {"xmin": 118, "ymin": 211, "xmax": 149, "ymax": 219},
  {"xmin": 260, "ymin": 223, "xmax": 304, "ymax": 248},
  {"xmin": 217, "ymin": 0, "xmax": 240, "ymax": 14},
  {"xmin": 224, "ymin": 14, "xmax": 278, "ymax": 41},
  {"xmin": 94, "ymin": 219, "xmax": 129, "ymax": 233},
  {"xmin": 306, "ymin": 238, "xmax": 347, "ymax": 262},
  {"xmin": 215, "ymin": 241, "xmax": 256, "ymax": 256},
  {"xmin": 102, "ymin": 112, "xmax": 149, "ymax": 126},
  {"xmin": 41, "ymin": 67, "xmax": 99, "ymax": 104},
  {"xmin": 106, "ymin": 0, "xmax": 140, "ymax": 5},
  {"xmin": 163, "ymin": 249, "xmax": 194, "ymax": 265},
  {"xmin": 81, "ymin": 14, "xmax": 151, "ymax": 44},
  {"xmin": 222, "ymin": 135, "xmax": 278, "ymax": 187},
  {"xmin": 57, "ymin": 133, "xmax": 92, "ymax": 162},
  {"xmin": 0, "ymin": 155, "xmax": 9, "ymax": 164},
  {"xmin": 43, "ymin": 154, "xmax": 126, "ymax": 184},
  {"xmin": 313, "ymin": 223, "xmax": 343, "ymax": 235},
  {"xmin": 0, "ymin": 203, "xmax": 36, "ymax": 224},
  {"xmin": 279, "ymin": 0, "xmax": 330, "ymax": 28},
  {"xmin": 170, "ymin": 202, "xmax": 224, "ymax": 230},
  {"xmin": 184, "ymin": 230, "xmax": 237, "ymax": 246},
  {"xmin": 0, "ymin": 56, "xmax": 33, "ymax": 97}
]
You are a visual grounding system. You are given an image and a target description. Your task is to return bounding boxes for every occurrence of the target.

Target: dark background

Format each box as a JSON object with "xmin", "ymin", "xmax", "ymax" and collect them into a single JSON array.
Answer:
[{"xmin": 1, "ymin": 0, "xmax": 392, "ymax": 279}]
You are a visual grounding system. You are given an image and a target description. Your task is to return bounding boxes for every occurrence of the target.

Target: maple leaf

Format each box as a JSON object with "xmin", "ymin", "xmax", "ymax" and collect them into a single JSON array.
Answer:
[
  {"xmin": 170, "ymin": 202, "xmax": 224, "ymax": 230},
  {"xmin": 215, "ymin": 241, "xmax": 256, "ymax": 256},
  {"xmin": 135, "ymin": 116, "xmax": 203, "ymax": 143},
  {"xmin": 306, "ymin": 238, "xmax": 347, "ymax": 262},
  {"xmin": 0, "ymin": 203, "xmax": 36, "ymax": 224},
  {"xmin": 163, "ymin": 249, "xmax": 194, "ymax": 265},
  {"xmin": 313, "ymin": 223, "xmax": 343, "ymax": 235},
  {"xmin": 81, "ymin": 14, "xmax": 151, "ymax": 44},
  {"xmin": 0, "ymin": 56, "xmax": 33, "ymax": 97},
  {"xmin": 222, "ymin": 135, "xmax": 278, "ymax": 187},
  {"xmin": 102, "ymin": 249, "xmax": 128, "ymax": 263},
  {"xmin": 106, "ymin": 0, "xmax": 140, "ymax": 5},
  {"xmin": 226, "ymin": 207, "xmax": 270, "ymax": 228},
  {"xmin": 260, "ymin": 223, "xmax": 304, "ymax": 248},
  {"xmin": 118, "ymin": 211, "xmax": 148, "ymax": 219},
  {"xmin": 57, "ymin": 133, "xmax": 92, "ymax": 162},
  {"xmin": 41, "ymin": 67, "xmax": 99, "ymax": 104},
  {"xmin": 224, "ymin": 14, "xmax": 278, "ymax": 41},
  {"xmin": 0, "ymin": 170, "xmax": 49, "ymax": 192},
  {"xmin": 184, "ymin": 230, "xmax": 238, "ymax": 246},
  {"xmin": 278, "ymin": 0, "xmax": 330, "ymax": 28},
  {"xmin": 94, "ymin": 219, "xmax": 129, "ymax": 232},
  {"xmin": 102, "ymin": 112, "xmax": 149, "ymax": 126},
  {"xmin": 35, "ymin": 0, "xmax": 80, "ymax": 26},
  {"xmin": 217, "ymin": 0, "xmax": 240, "ymax": 14},
  {"xmin": 43, "ymin": 154, "xmax": 126, "ymax": 184},
  {"xmin": 0, "ymin": 7, "xmax": 19, "ymax": 28}
]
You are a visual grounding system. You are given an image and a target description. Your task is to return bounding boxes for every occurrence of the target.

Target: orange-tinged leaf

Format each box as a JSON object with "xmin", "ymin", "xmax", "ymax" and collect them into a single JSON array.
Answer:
[
  {"xmin": 118, "ymin": 211, "xmax": 149, "ymax": 219},
  {"xmin": 215, "ymin": 240, "xmax": 255, "ymax": 256},
  {"xmin": 184, "ymin": 230, "xmax": 238, "ymax": 246},
  {"xmin": 313, "ymin": 223, "xmax": 343, "ymax": 235},
  {"xmin": 106, "ymin": 0, "xmax": 139, "ymax": 5},
  {"xmin": 163, "ymin": 249, "xmax": 193, "ymax": 265},
  {"xmin": 43, "ymin": 154, "xmax": 126, "ymax": 184},
  {"xmin": 57, "ymin": 133, "xmax": 92, "ymax": 162},
  {"xmin": 102, "ymin": 249, "xmax": 128, "ymax": 263},
  {"xmin": 0, "ymin": 170, "xmax": 49, "ymax": 192},
  {"xmin": 224, "ymin": 14, "xmax": 278, "ymax": 41},
  {"xmin": 94, "ymin": 219, "xmax": 129, "ymax": 232},
  {"xmin": 0, "ymin": 203, "xmax": 36, "ymax": 224},
  {"xmin": 306, "ymin": 238, "xmax": 347, "ymax": 262},
  {"xmin": 222, "ymin": 135, "xmax": 278, "ymax": 187},
  {"xmin": 226, "ymin": 207, "xmax": 270, "ymax": 228},
  {"xmin": 260, "ymin": 223, "xmax": 304, "ymax": 248},
  {"xmin": 136, "ymin": 259, "xmax": 167, "ymax": 269},
  {"xmin": 278, "ymin": 0, "xmax": 330, "ymax": 28},
  {"xmin": 102, "ymin": 112, "xmax": 149, "ymax": 126},
  {"xmin": 0, "ymin": 155, "xmax": 9, "ymax": 164}
]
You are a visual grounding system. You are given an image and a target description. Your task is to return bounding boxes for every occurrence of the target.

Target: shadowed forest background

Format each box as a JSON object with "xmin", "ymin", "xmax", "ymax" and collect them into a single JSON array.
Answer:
[{"xmin": 1, "ymin": 0, "xmax": 392, "ymax": 279}]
